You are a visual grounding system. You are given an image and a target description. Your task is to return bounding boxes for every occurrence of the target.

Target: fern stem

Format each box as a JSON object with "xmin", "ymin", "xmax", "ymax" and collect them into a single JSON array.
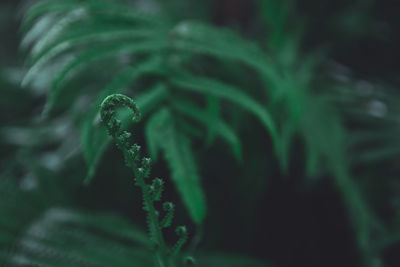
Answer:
[
  {"xmin": 134, "ymin": 166, "xmax": 168, "ymax": 253},
  {"xmin": 100, "ymin": 94, "xmax": 192, "ymax": 267},
  {"xmin": 116, "ymin": 138, "xmax": 168, "ymax": 265}
]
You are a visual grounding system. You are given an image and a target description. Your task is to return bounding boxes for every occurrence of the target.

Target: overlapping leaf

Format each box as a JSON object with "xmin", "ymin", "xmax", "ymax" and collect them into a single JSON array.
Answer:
[{"xmin": 145, "ymin": 108, "xmax": 207, "ymax": 224}]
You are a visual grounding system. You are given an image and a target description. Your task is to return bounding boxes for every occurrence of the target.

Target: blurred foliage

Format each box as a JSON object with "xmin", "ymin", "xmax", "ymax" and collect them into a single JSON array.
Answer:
[{"xmin": 1, "ymin": 0, "xmax": 400, "ymax": 266}]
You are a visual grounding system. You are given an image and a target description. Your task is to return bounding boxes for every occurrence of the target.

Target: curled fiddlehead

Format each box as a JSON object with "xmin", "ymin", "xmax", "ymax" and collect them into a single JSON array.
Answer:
[
  {"xmin": 100, "ymin": 94, "xmax": 192, "ymax": 267},
  {"xmin": 172, "ymin": 226, "xmax": 188, "ymax": 257}
]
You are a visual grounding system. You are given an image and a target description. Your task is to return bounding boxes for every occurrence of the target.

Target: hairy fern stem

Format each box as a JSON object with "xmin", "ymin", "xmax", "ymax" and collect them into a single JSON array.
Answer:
[{"xmin": 100, "ymin": 94, "xmax": 190, "ymax": 267}]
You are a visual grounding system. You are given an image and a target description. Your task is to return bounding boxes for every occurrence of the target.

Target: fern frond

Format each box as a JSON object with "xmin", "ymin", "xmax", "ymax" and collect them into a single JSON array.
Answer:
[
  {"xmin": 150, "ymin": 178, "xmax": 164, "ymax": 202},
  {"xmin": 100, "ymin": 94, "xmax": 193, "ymax": 266},
  {"xmin": 171, "ymin": 98, "xmax": 242, "ymax": 161},
  {"xmin": 171, "ymin": 74, "xmax": 280, "ymax": 152},
  {"xmin": 83, "ymin": 82, "xmax": 167, "ymax": 184},
  {"xmin": 22, "ymin": 0, "xmax": 161, "ymax": 31},
  {"xmin": 28, "ymin": 8, "xmax": 87, "ymax": 59},
  {"xmin": 20, "ymin": 12, "xmax": 59, "ymax": 50},
  {"xmin": 7, "ymin": 208, "xmax": 153, "ymax": 267},
  {"xmin": 258, "ymin": 0, "xmax": 293, "ymax": 49},
  {"xmin": 145, "ymin": 109, "xmax": 167, "ymax": 160},
  {"xmin": 160, "ymin": 202, "xmax": 175, "ymax": 229},
  {"xmin": 145, "ymin": 108, "xmax": 207, "ymax": 224},
  {"xmin": 171, "ymin": 226, "xmax": 188, "ymax": 257},
  {"xmin": 21, "ymin": 0, "xmax": 81, "ymax": 30},
  {"xmin": 21, "ymin": 0, "xmax": 169, "ymax": 117},
  {"xmin": 26, "ymin": 26, "xmax": 162, "ymax": 70},
  {"xmin": 100, "ymin": 93, "xmax": 167, "ymax": 260},
  {"xmin": 48, "ymin": 41, "xmax": 166, "ymax": 113},
  {"xmin": 170, "ymin": 21, "xmax": 279, "ymax": 86},
  {"xmin": 161, "ymin": 125, "xmax": 207, "ymax": 225}
]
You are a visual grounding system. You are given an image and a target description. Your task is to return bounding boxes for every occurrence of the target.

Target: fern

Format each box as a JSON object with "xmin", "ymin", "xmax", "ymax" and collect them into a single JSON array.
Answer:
[
  {"xmin": 82, "ymin": 57, "xmax": 166, "ymax": 182},
  {"xmin": 171, "ymin": 98, "xmax": 242, "ymax": 161},
  {"xmin": 0, "ymin": 164, "xmax": 268, "ymax": 267},
  {"xmin": 82, "ymin": 82, "xmax": 167, "ymax": 183},
  {"xmin": 20, "ymin": 0, "xmax": 355, "ymax": 230},
  {"xmin": 18, "ymin": 1, "xmax": 390, "ymax": 265},
  {"xmin": 100, "ymin": 94, "xmax": 193, "ymax": 266},
  {"xmin": 145, "ymin": 108, "xmax": 206, "ymax": 224},
  {"xmin": 21, "ymin": 1, "xmax": 282, "ymax": 228},
  {"xmin": 7, "ymin": 208, "xmax": 153, "ymax": 267},
  {"xmin": 169, "ymin": 21, "xmax": 279, "ymax": 86},
  {"xmin": 171, "ymin": 74, "xmax": 280, "ymax": 152}
]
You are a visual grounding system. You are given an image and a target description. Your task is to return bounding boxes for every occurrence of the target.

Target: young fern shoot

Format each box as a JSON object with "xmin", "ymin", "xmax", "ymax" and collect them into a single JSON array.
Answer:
[{"xmin": 100, "ymin": 94, "xmax": 192, "ymax": 267}]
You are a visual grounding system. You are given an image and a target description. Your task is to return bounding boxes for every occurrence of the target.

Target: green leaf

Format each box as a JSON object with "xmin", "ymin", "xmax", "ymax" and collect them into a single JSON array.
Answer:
[
  {"xmin": 20, "ymin": 12, "xmax": 60, "ymax": 50},
  {"xmin": 146, "ymin": 108, "xmax": 207, "ymax": 224},
  {"xmin": 26, "ymin": 24, "xmax": 160, "ymax": 67},
  {"xmin": 24, "ymin": 39, "xmax": 167, "ymax": 114},
  {"xmin": 21, "ymin": 0, "xmax": 161, "ymax": 32},
  {"xmin": 258, "ymin": 0, "xmax": 292, "ymax": 49},
  {"xmin": 171, "ymin": 98, "xmax": 242, "ymax": 161},
  {"xmin": 21, "ymin": 0, "xmax": 169, "ymax": 100},
  {"xmin": 21, "ymin": 0, "xmax": 81, "ymax": 31},
  {"xmin": 301, "ymin": 96, "xmax": 375, "ymax": 256},
  {"xmin": 145, "ymin": 108, "xmax": 166, "ymax": 161},
  {"xmin": 172, "ymin": 74, "xmax": 280, "ymax": 152},
  {"xmin": 28, "ymin": 7, "xmax": 87, "ymax": 59},
  {"xmin": 170, "ymin": 21, "xmax": 280, "ymax": 87},
  {"xmin": 5, "ymin": 208, "xmax": 153, "ymax": 267}
]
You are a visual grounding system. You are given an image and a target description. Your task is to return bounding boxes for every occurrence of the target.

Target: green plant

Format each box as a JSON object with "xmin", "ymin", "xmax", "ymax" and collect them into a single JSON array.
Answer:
[
  {"xmin": 2, "ymin": 0, "xmax": 399, "ymax": 266},
  {"xmin": 99, "ymin": 93, "xmax": 191, "ymax": 267},
  {"xmin": 19, "ymin": 1, "xmax": 374, "ymax": 259}
]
